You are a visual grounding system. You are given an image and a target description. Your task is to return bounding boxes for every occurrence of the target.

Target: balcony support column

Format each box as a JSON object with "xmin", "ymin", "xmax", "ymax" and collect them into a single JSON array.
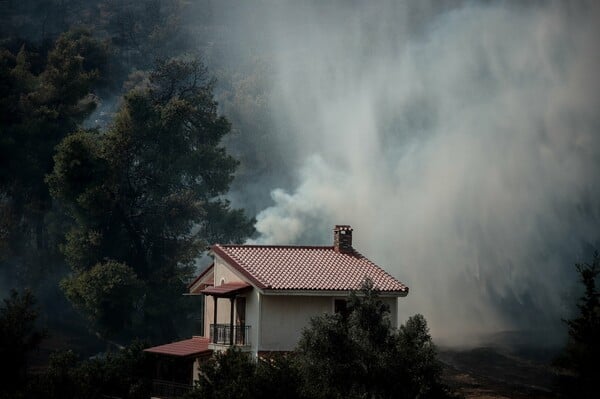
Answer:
[
  {"xmin": 213, "ymin": 297, "xmax": 218, "ymax": 344},
  {"xmin": 229, "ymin": 297, "xmax": 235, "ymax": 346}
]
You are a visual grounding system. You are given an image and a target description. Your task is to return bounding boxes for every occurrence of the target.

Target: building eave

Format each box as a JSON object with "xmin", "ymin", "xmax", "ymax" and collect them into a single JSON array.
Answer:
[
  {"xmin": 210, "ymin": 245, "xmax": 268, "ymax": 289},
  {"xmin": 188, "ymin": 263, "xmax": 215, "ymax": 293},
  {"xmin": 261, "ymin": 288, "xmax": 408, "ymax": 297}
]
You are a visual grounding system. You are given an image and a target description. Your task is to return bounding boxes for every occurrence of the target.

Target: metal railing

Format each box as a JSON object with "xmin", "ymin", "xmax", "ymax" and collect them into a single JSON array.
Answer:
[
  {"xmin": 151, "ymin": 379, "xmax": 191, "ymax": 399},
  {"xmin": 209, "ymin": 324, "xmax": 251, "ymax": 345}
]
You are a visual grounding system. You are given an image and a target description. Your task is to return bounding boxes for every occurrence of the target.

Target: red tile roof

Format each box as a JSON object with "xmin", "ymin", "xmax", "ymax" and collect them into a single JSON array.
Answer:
[
  {"xmin": 200, "ymin": 282, "xmax": 251, "ymax": 296},
  {"xmin": 144, "ymin": 337, "xmax": 211, "ymax": 357},
  {"xmin": 211, "ymin": 245, "xmax": 408, "ymax": 293}
]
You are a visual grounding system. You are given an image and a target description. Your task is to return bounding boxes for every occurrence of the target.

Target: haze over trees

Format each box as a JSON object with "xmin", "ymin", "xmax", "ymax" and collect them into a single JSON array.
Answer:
[
  {"xmin": 0, "ymin": 28, "xmax": 110, "ymax": 337},
  {"xmin": 47, "ymin": 56, "xmax": 254, "ymax": 341},
  {"xmin": 1, "ymin": 0, "xmax": 255, "ymax": 344},
  {"xmin": 1, "ymin": 1, "xmax": 256, "ymax": 395},
  {"xmin": 2, "ymin": 1, "xmax": 598, "ymax": 399}
]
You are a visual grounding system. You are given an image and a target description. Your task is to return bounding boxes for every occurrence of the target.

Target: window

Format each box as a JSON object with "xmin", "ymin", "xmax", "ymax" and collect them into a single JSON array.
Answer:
[{"xmin": 334, "ymin": 299, "xmax": 349, "ymax": 319}]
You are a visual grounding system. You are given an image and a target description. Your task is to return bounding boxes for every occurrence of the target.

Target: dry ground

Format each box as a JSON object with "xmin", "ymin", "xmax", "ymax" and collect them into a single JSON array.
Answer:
[{"xmin": 439, "ymin": 346, "xmax": 559, "ymax": 399}]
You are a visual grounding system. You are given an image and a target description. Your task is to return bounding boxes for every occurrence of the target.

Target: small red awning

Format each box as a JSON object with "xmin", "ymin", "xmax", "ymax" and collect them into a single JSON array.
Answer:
[
  {"xmin": 144, "ymin": 337, "xmax": 211, "ymax": 357},
  {"xmin": 200, "ymin": 282, "xmax": 251, "ymax": 297}
]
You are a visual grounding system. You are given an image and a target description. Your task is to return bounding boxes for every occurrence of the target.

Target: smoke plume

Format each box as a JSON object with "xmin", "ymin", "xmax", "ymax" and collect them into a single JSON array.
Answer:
[{"xmin": 206, "ymin": 0, "xmax": 600, "ymax": 345}]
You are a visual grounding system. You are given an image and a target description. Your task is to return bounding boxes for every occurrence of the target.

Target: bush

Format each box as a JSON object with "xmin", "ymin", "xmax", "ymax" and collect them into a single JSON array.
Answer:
[{"xmin": 296, "ymin": 279, "xmax": 456, "ymax": 399}]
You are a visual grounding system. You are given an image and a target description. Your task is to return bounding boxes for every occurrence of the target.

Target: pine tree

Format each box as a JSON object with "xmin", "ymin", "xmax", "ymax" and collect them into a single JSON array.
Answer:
[
  {"xmin": 556, "ymin": 252, "xmax": 600, "ymax": 398},
  {"xmin": 47, "ymin": 56, "xmax": 254, "ymax": 342}
]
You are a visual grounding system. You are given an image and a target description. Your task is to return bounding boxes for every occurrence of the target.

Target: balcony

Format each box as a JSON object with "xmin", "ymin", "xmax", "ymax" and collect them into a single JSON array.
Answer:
[{"xmin": 209, "ymin": 324, "xmax": 251, "ymax": 347}]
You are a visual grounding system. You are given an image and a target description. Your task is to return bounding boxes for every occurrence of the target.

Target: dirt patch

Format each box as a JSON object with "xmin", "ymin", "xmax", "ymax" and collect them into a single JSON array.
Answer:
[{"xmin": 439, "ymin": 347, "xmax": 559, "ymax": 399}]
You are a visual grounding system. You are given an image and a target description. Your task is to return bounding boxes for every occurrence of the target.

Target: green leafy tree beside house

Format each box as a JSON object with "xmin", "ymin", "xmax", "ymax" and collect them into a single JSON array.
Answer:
[
  {"xmin": 47, "ymin": 56, "xmax": 255, "ymax": 342},
  {"xmin": 296, "ymin": 279, "xmax": 455, "ymax": 399}
]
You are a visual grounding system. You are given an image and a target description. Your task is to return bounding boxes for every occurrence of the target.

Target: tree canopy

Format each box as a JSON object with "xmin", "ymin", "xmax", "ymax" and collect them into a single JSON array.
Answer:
[
  {"xmin": 0, "ymin": 29, "xmax": 107, "ymax": 277},
  {"xmin": 296, "ymin": 279, "xmax": 455, "ymax": 399},
  {"xmin": 47, "ymin": 56, "xmax": 255, "ymax": 341}
]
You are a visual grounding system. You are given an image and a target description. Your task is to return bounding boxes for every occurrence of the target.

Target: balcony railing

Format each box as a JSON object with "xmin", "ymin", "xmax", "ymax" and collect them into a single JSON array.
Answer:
[{"xmin": 209, "ymin": 324, "xmax": 251, "ymax": 346}]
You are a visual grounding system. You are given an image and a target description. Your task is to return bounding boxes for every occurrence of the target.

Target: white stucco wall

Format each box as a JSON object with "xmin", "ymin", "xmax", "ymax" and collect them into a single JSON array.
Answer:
[
  {"xmin": 383, "ymin": 297, "xmax": 399, "ymax": 329},
  {"xmin": 259, "ymin": 295, "xmax": 332, "ymax": 351},
  {"xmin": 214, "ymin": 255, "xmax": 245, "ymax": 285},
  {"xmin": 258, "ymin": 294, "xmax": 399, "ymax": 352}
]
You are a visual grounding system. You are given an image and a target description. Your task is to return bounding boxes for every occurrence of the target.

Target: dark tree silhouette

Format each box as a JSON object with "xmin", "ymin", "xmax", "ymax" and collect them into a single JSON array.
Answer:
[
  {"xmin": 47, "ymin": 56, "xmax": 254, "ymax": 342},
  {"xmin": 556, "ymin": 252, "xmax": 600, "ymax": 398},
  {"xmin": 0, "ymin": 289, "xmax": 46, "ymax": 396}
]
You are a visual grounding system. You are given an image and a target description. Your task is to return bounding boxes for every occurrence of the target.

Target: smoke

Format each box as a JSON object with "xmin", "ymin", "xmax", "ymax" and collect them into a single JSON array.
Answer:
[{"xmin": 205, "ymin": 0, "xmax": 600, "ymax": 345}]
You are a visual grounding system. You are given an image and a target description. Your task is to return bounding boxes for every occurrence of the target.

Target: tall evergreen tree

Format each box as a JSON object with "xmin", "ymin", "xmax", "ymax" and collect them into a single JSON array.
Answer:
[
  {"xmin": 555, "ymin": 252, "xmax": 600, "ymax": 398},
  {"xmin": 47, "ymin": 57, "xmax": 254, "ymax": 342},
  {"xmin": 0, "ymin": 30, "xmax": 107, "ymax": 322}
]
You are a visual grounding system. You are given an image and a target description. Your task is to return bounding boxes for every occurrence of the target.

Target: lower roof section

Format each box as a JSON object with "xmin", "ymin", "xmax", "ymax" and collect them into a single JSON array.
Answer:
[
  {"xmin": 144, "ymin": 336, "xmax": 211, "ymax": 357},
  {"xmin": 200, "ymin": 282, "xmax": 251, "ymax": 297}
]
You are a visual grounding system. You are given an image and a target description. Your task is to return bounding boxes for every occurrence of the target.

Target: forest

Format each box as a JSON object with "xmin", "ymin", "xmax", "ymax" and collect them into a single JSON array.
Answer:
[
  {"xmin": 0, "ymin": 1, "xmax": 258, "ymax": 397},
  {"xmin": 1, "ymin": 1, "xmax": 599, "ymax": 398}
]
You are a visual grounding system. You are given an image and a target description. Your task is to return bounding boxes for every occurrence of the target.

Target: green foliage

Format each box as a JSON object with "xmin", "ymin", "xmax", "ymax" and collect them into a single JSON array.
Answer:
[
  {"xmin": 0, "ymin": 289, "xmax": 46, "ymax": 397},
  {"xmin": 48, "ymin": 56, "xmax": 254, "ymax": 341},
  {"xmin": 187, "ymin": 349, "xmax": 302, "ymax": 399},
  {"xmin": 253, "ymin": 353, "xmax": 304, "ymax": 399},
  {"xmin": 190, "ymin": 348, "xmax": 256, "ymax": 399},
  {"xmin": 29, "ymin": 350, "xmax": 85, "ymax": 399},
  {"xmin": 394, "ymin": 314, "xmax": 446, "ymax": 398},
  {"xmin": 0, "ymin": 29, "xmax": 106, "ymax": 208},
  {"xmin": 296, "ymin": 279, "xmax": 456, "ymax": 399},
  {"xmin": 295, "ymin": 312, "xmax": 357, "ymax": 399},
  {"xmin": 29, "ymin": 340, "xmax": 152, "ymax": 399},
  {"xmin": 555, "ymin": 252, "xmax": 600, "ymax": 398},
  {"xmin": 0, "ymin": 30, "xmax": 107, "ymax": 314},
  {"xmin": 61, "ymin": 260, "xmax": 143, "ymax": 337}
]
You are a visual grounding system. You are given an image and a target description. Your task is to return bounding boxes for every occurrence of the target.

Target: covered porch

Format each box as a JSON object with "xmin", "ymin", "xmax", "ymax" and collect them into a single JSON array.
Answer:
[
  {"xmin": 144, "ymin": 337, "xmax": 212, "ymax": 398},
  {"xmin": 200, "ymin": 282, "xmax": 252, "ymax": 351}
]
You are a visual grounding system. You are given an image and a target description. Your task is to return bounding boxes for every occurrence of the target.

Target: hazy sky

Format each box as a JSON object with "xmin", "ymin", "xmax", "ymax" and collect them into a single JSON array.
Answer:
[{"xmin": 205, "ymin": 0, "xmax": 600, "ymax": 345}]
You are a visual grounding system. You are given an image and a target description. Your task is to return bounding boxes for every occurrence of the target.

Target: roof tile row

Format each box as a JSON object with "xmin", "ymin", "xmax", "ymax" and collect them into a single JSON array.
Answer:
[{"xmin": 212, "ymin": 244, "xmax": 407, "ymax": 293}]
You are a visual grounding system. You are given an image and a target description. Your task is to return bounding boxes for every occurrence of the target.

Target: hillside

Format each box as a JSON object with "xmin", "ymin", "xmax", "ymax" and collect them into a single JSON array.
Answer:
[{"xmin": 440, "ymin": 344, "xmax": 560, "ymax": 399}]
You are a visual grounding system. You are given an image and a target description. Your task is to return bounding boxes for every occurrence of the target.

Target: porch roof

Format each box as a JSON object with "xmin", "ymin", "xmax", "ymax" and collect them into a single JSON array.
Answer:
[
  {"xmin": 144, "ymin": 337, "xmax": 211, "ymax": 357},
  {"xmin": 199, "ymin": 282, "xmax": 251, "ymax": 297}
]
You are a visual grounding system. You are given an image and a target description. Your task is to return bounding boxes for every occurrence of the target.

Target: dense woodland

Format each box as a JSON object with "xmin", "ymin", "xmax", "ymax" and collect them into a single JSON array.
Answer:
[
  {"xmin": 0, "ymin": 0, "xmax": 257, "ymax": 345},
  {"xmin": 0, "ymin": 1, "xmax": 598, "ymax": 399},
  {"xmin": 0, "ymin": 1, "xmax": 259, "ymax": 396}
]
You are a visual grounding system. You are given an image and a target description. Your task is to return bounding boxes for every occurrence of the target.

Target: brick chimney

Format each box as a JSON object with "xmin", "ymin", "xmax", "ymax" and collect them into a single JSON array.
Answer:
[{"xmin": 333, "ymin": 225, "xmax": 353, "ymax": 253}]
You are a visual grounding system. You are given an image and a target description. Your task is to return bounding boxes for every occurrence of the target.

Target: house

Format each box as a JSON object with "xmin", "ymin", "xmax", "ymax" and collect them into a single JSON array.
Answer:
[{"xmin": 144, "ymin": 225, "xmax": 408, "ymax": 394}]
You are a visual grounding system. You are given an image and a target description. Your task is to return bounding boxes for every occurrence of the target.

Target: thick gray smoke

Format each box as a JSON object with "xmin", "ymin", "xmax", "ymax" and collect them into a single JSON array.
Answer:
[{"xmin": 206, "ymin": 0, "xmax": 600, "ymax": 345}]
